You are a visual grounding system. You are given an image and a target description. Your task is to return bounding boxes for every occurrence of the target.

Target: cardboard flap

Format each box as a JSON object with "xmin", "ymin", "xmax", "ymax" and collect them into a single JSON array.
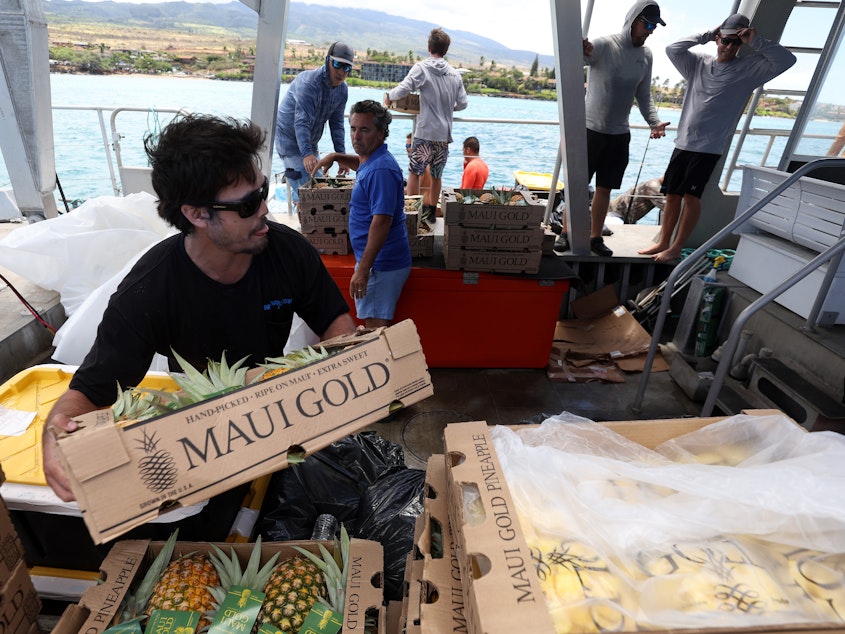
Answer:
[
  {"xmin": 383, "ymin": 319, "xmax": 420, "ymax": 359},
  {"xmin": 57, "ymin": 419, "xmax": 130, "ymax": 482}
]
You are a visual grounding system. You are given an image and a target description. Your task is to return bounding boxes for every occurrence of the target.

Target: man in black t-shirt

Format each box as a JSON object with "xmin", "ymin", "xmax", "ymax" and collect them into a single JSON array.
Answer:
[{"xmin": 43, "ymin": 114, "xmax": 357, "ymax": 502}]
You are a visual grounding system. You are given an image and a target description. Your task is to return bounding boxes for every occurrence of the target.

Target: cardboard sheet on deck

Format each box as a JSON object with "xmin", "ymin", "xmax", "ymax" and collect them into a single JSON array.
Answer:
[{"xmin": 552, "ymin": 285, "xmax": 667, "ymax": 377}]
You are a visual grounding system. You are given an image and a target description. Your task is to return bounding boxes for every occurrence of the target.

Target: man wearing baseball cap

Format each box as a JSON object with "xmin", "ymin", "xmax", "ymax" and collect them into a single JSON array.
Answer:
[
  {"xmin": 275, "ymin": 41, "xmax": 355, "ymax": 209},
  {"xmin": 639, "ymin": 13, "xmax": 795, "ymax": 262},
  {"xmin": 559, "ymin": 0, "xmax": 669, "ymax": 257}
]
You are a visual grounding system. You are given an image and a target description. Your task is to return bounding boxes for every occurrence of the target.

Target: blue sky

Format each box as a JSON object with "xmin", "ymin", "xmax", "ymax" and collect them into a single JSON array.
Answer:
[{"xmin": 79, "ymin": 0, "xmax": 845, "ymax": 104}]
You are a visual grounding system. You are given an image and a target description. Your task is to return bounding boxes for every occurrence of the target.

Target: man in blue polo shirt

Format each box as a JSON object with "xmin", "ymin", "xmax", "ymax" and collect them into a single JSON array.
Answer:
[
  {"xmin": 312, "ymin": 100, "xmax": 412, "ymax": 327},
  {"xmin": 275, "ymin": 41, "xmax": 354, "ymax": 209}
]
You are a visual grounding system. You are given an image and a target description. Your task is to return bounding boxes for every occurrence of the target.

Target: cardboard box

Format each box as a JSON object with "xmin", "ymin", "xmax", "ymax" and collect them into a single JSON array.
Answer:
[
  {"xmin": 444, "ymin": 224, "xmax": 545, "ymax": 251},
  {"xmin": 443, "ymin": 421, "xmax": 555, "ymax": 634},
  {"xmin": 0, "ymin": 559, "xmax": 40, "ymax": 634},
  {"xmin": 441, "ymin": 188, "xmax": 545, "ymax": 228},
  {"xmin": 403, "ymin": 455, "xmax": 466, "ymax": 634},
  {"xmin": 443, "ymin": 416, "xmax": 844, "ymax": 634},
  {"xmin": 53, "ymin": 538, "xmax": 384, "ymax": 634},
  {"xmin": 408, "ymin": 233, "xmax": 435, "ymax": 258},
  {"xmin": 298, "ymin": 181, "xmax": 354, "ymax": 217},
  {"xmin": 442, "ymin": 245, "xmax": 542, "ymax": 274},
  {"xmin": 298, "ymin": 209, "xmax": 349, "ymax": 234},
  {"xmin": 304, "ymin": 231, "xmax": 351, "ymax": 255},
  {"xmin": 54, "ymin": 320, "xmax": 433, "ymax": 544},
  {"xmin": 0, "ymin": 498, "xmax": 25, "ymax": 587},
  {"xmin": 387, "ymin": 93, "xmax": 420, "ymax": 114}
]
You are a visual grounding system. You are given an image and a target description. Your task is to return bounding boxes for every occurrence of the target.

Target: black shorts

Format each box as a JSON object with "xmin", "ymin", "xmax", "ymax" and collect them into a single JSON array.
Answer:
[
  {"xmin": 662, "ymin": 149, "xmax": 721, "ymax": 199},
  {"xmin": 587, "ymin": 129, "xmax": 630, "ymax": 189}
]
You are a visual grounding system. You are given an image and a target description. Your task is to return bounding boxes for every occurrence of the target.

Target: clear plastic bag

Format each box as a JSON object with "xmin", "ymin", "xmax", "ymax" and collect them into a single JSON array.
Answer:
[{"xmin": 490, "ymin": 413, "xmax": 845, "ymax": 631}]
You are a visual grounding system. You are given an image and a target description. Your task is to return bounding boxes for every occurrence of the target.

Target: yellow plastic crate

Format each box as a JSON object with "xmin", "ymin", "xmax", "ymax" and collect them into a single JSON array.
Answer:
[{"xmin": 0, "ymin": 365, "xmax": 178, "ymax": 486}]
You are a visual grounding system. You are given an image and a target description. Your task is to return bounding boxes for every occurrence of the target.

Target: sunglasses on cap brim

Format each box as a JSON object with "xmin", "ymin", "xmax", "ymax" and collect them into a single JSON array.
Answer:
[{"xmin": 192, "ymin": 176, "xmax": 269, "ymax": 218}]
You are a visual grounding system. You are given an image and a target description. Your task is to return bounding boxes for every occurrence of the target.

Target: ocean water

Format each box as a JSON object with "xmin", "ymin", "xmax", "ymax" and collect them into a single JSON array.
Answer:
[{"xmin": 1, "ymin": 73, "xmax": 841, "ymax": 222}]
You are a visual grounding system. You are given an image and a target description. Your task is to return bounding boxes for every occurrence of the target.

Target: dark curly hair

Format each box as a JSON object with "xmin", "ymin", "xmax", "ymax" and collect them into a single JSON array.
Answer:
[
  {"xmin": 350, "ymin": 99, "xmax": 392, "ymax": 138},
  {"xmin": 143, "ymin": 114, "xmax": 266, "ymax": 234}
]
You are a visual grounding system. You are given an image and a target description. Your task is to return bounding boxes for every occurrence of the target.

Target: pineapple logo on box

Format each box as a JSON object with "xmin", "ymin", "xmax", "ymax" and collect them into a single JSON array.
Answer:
[{"xmin": 137, "ymin": 429, "xmax": 178, "ymax": 493}]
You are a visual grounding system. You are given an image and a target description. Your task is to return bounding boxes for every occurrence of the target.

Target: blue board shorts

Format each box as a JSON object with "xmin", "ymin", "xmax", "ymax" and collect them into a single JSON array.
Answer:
[{"xmin": 354, "ymin": 266, "xmax": 411, "ymax": 321}]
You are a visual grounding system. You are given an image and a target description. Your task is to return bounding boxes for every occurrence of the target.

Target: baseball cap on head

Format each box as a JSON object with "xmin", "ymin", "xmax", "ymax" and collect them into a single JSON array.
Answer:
[
  {"xmin": 327, "ymin": 41, "xmax": 354, "ymax": 66},
  {"xmin": 640, "ymin": 4, "xmax": 666, "ymax": 26},
  {"xmin": 720, "ymin": 13, "xmax": 750, "ymax": 35}
]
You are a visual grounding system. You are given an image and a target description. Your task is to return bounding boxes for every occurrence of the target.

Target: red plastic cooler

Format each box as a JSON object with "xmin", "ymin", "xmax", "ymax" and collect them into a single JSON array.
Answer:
[{"xmin": 321, "ymin": 254, "xmax": 570, "ymax": 368}]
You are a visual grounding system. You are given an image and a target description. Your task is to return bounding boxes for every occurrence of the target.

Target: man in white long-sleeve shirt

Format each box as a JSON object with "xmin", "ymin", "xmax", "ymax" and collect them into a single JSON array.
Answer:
[
  {"xmin": 639, "ymin": 13, "xmax": 796, "ymax": 262},
  {"xmin": 384, "ymin": 28, "xmax": 468, "ymax": 225}
]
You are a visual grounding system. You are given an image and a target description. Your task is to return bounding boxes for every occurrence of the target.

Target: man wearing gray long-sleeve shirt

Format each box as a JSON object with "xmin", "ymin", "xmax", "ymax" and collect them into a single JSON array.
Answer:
[
  {"xmin": 639, "ymin": 13, "xmax": 796, "ymax": 262},
  {"xmin": 558, "ymin": 1, "xmax": 668, "ymax": 256},
  {"xmin": 384, "ymin": 28, "xmax": 468, "ymax": 225}
]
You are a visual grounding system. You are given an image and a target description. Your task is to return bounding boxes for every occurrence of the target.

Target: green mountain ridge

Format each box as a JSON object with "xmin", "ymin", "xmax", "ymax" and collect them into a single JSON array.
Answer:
[{"xmin": 42, "ymin": 0, "xmax": 556, "ymax": 70}]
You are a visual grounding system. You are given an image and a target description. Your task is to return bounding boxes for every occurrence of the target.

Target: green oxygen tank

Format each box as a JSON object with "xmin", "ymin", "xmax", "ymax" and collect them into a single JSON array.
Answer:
[{"xmin": 694, "ymin": 284, "xmax": 725, "ymax": 357}]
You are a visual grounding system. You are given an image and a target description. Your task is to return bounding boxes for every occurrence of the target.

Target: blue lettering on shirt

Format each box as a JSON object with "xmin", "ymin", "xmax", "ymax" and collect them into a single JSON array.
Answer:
[{"xmin": 264, "ymin": 298, "xmax": 293, "ymax": 311}]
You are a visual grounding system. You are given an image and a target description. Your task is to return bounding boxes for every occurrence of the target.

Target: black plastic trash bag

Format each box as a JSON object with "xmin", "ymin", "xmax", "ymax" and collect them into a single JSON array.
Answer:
[
  {"xmin": 354, "ymin": 466, "xmax": 426, "ymax": 602},
  {"xmin": 255, "ymin": 431, "xmax": 425, "ymax": 603},
  {"xmin": 255, "ymin": 432, "xmax": 406, "ymax": 541}
]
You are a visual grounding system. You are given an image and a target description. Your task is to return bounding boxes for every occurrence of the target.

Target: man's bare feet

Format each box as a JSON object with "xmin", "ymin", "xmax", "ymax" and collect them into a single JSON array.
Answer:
[
  {"xmin": 652, "ymin": 248, "xmax": 682, "ymax": 263},
  {"xmin": 637, "ymin": 243, "xmax": 668, "ymax": 255}
]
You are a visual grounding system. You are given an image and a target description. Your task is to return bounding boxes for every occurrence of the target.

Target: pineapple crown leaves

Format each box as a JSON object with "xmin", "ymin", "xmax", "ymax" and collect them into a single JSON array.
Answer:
[
  {"xmin": 292, "ymin": 525, "xmax": 351, "ymax": 614},
  {"xmin": 112, "ymin": 382, "xmax": 169, "ymax": 422},
  {"xmin": 168, "ymin": 349, "xmax": 250, "ymax": 403},
  {"xmin": 258, "ymin": 344, "xmax": 331, "ymax": 373},
  {"xmin": 207, "ymin": 537, "xmax": 281, "ymax": 607},
  {"xmin": 119, "ymin": 529, "xmax": 180, "ymax": 621}
]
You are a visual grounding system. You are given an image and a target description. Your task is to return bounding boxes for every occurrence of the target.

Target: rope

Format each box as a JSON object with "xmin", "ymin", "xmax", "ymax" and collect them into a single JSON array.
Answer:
[{"xmin": 0, "ymin": 271, "xmax": 57, "ymax": 335}]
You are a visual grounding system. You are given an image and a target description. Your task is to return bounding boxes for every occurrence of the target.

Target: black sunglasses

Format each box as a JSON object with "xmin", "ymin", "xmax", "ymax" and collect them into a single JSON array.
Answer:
[
  {"xmin": 195, "ymin": 176, "xmax": 269, "ymax": 218},
  {"xmin": 331, "ymin": 59, "xmax": 352, "ymax": 73},
  {"xmin": 719, "ymin": 35, "xmax": 742, "ymax": 46},
  {"xmin": 638, "ymin": 16, "xmax": 657, "ymax": 31}
]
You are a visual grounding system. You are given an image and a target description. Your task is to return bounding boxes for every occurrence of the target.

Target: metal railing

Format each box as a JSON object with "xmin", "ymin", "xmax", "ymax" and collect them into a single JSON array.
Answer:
[
  {"xmin": 631, "ymin": 157, "xmax": 845, "ymax": 417},
  {"xmin": 4, "ymin": 105, "xmax": 839, "ymax": 213}
]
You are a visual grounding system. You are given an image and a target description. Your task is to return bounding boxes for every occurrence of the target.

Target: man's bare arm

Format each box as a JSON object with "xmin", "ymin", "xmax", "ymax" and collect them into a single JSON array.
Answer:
[{"xmin": 42, "ymin": 388, "xmax": 98, "ymax": 502}]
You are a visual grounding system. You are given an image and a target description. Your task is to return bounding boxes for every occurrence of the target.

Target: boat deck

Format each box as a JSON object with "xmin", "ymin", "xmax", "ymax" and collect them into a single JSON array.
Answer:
[{"xmin": 4, "ymin": 213, "xmax": 845, "ymax": 473}]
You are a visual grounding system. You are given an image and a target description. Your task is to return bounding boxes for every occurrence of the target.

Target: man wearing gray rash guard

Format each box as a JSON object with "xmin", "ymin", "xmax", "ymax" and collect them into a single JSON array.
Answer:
[
  {"xmin": 639, "ymin": 13, "xmax": 796, "ymax": 262},
  {"xmin": 557, "ymin": 1, "xmax": 668, "ymax": 256}
]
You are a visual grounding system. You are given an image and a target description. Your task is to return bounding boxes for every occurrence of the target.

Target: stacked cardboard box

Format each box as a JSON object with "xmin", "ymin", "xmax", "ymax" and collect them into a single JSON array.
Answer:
[
  {"xmin": 53, "ymin": 537, "xmax": 384, "ymax": 634},
  {"xmin": 298, "ymin": 179, "xmax": 354, "ymax": 255},
  {"xmin": 399, "ymin": 455, "xmax": 465, "ymax": 634},
  {"xmin": 403, "ymin": 196, "xmax": 434, "ymax": 258},
  {"xmin": 52, "ymin": 320, "xmax": 433, "ymax": 544},
  {"xmin": 0, "ymin": 466, "xmax": 41, "ymax": 634},
  {"xmin": 441, "ymin": 188, "xmax": 546, "ymax": 274}
]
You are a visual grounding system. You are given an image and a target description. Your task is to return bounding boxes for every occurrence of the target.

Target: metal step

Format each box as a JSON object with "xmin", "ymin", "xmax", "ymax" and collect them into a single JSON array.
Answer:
[{"xmin": 746, "ymin": 356, "xmax": 845, "ymax": 429}]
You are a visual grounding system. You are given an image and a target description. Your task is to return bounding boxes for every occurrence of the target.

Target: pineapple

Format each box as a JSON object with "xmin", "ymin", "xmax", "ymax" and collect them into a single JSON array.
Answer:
[
  {"xmin": 205, "ymin": 537, "xmax": 280, "ymax": 627},
  {"xmin": 165, "ymin": 349, "xmax": 250, "ymax": 406},
  {"xmin": 147, "ymin": 547, "xmax": 221, "ymax": 629},
  {"xmin": 257, "ymin": 345, "xmax": 332, "ymax": 381},
  {"xmin": 115, "ymin": 529, "xmax": 180, "ymax": 626},
  {"xmin": 255, "ymin": 554, "xmax": 327, "ymax": 633},
  {"xmin": 112, "ymin": 382, "xmax": 167, "ymax": 422}
]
